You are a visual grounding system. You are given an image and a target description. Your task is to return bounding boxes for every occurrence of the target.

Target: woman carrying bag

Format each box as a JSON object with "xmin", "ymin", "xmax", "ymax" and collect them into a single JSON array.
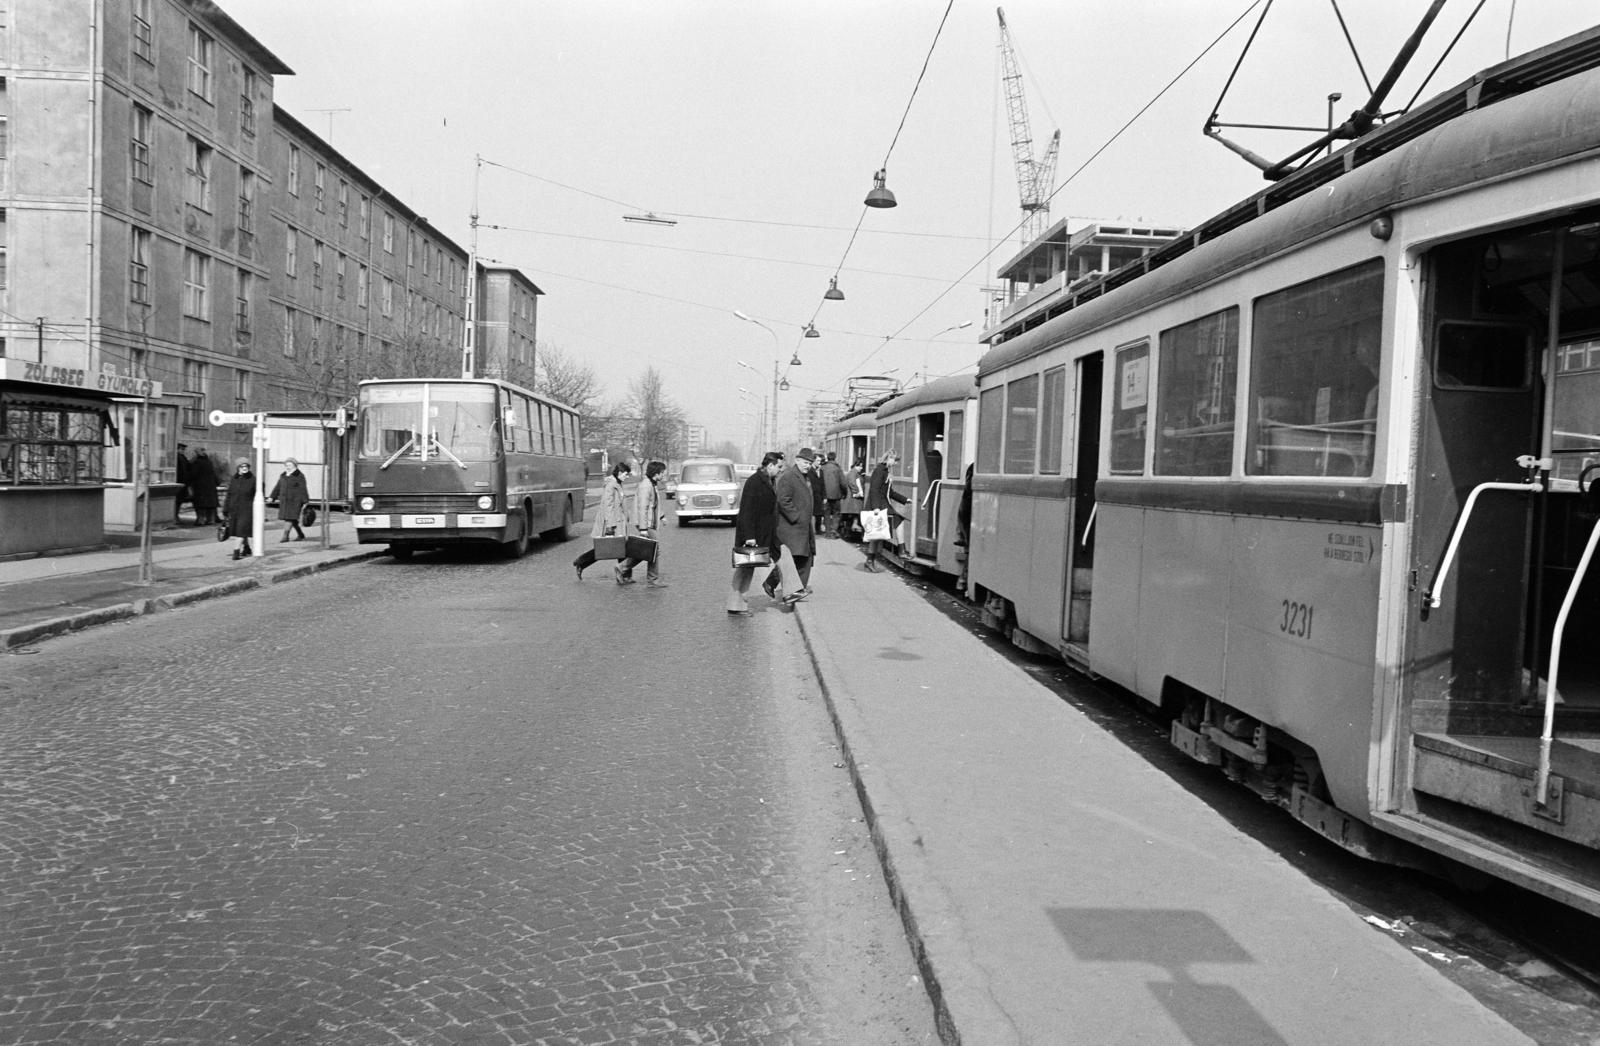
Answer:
[
  {"xmin": 862, "ymin": 450, "xmax": 908, "ymax": 573},
  {"xmin": 268, "ymin": 458, "xmax": 310, "ymax": 542},
  {"xmin": 222, "ymin": 458, "xmax": 256, "ymax": 561},
  {"xmin": 573, "ymin": 460, "xmax": 634, "ymax": 583}
]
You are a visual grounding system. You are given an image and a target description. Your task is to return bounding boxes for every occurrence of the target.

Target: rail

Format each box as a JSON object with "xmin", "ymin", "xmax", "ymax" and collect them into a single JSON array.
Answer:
[
  {"xmin": 1424, "ymin": 456, "xmax": 1549, "ymax": 613},
  {"xmin": 1537, "ymin": 514, "xmax": 1600, "ymax": 807}
]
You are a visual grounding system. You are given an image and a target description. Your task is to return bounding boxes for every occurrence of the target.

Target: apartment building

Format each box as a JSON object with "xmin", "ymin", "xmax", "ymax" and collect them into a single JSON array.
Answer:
[
  {"xmin": 0, "ymin": 0, "xmax": 525, "ymax": 556},
  {"xmin": 475, "ymin": 264, "xmax": 541, "ymax": 386}
]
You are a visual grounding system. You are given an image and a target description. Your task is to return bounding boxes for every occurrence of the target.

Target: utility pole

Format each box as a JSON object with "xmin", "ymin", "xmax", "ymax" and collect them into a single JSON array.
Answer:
[{"xmin": 461, "ymin": 155, "xmax": 480, "ymax": 379}]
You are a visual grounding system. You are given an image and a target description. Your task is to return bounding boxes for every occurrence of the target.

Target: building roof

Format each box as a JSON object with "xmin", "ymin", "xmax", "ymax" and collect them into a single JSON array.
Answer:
[{"xmin": 194, "ymin": 0, "xmax": 293, "ymax": 75}]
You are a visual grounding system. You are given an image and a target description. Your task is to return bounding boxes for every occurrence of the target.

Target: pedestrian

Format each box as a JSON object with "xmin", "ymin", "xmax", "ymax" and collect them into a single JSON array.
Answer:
[
  {"xmin": 175, "ymin": 443, "xmax": 191, "ymax": 525},
  {"xmin": 623, "ymin": 459, "xmax": 668, "ymax": 588},
  {"xmin": 222, "ymin": 457, "xmax": 256, "ymax": 560},
  {"xmin": 820, "ymin": 450, "xmax": 846, "ymax": 538},
  {"xmin": 573, "ymin": 460, "xmax": 633, "ymax": 583},
  {"xmin": 727, "ymin": 451, "xmax": 783, "ymax": 614},
  {"xmin": 268, "ymin": 457, "xmax": 310, "ymax": 542},
  {"xmin": 189, "ymin": 446, "xmax": 219, "ymax": 525},
  {"xmin": 863, "ymin": 450, "xmax": 908, "ymax": 572},
  {"xmin": 837, "ymin": 463, "xmax": 866, "ymax": 540},
  {"xmin": 807, "ymin": 454, "xmax": 827, "ymax": 535},
  {"xmin": 774, "ymin": 447, "xmax": 818, "ymax": 597}
]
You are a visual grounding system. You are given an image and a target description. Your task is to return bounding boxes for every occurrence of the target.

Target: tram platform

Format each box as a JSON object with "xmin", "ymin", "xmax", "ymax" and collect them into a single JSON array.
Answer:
[
  {"xmin": 0, "ymin": 517, "xmax": 1542, "ymax": 1043},
  {"xmin": 796, "ymin": 534, "xmax": 1535, "ymax": 1045}
]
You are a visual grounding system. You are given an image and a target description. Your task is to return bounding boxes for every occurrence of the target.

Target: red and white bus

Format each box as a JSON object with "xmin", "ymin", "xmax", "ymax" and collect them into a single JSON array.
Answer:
[{"xmin": 351, "ymin": 377, "xmax": 585, "ymax": 558}]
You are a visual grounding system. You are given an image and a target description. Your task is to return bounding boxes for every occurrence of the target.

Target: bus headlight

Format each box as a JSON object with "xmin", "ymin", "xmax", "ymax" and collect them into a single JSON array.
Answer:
[
  {"xmin": 476, "ymin": 495, "xmax": 495, "ymax": 510},
  {"xmin": 358, "ymin": 496, "xmax": 376, "ymax": 512}
]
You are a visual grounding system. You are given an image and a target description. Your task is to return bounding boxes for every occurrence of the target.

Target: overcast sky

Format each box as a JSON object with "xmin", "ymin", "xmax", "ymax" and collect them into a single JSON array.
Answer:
[{"xmin": 225, "ymin": 0, "xmax": 1598, "ymax": 449}]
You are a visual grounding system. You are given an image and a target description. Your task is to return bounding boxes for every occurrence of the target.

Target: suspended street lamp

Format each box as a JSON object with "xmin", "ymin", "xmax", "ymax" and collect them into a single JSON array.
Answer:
[
  {"xmin": 824, "ymin": 277, "xmax": 845, "ymax": 301},
  {"xmin": 864, "ymin": 168, "xmax": 897, "ymax": 209}
]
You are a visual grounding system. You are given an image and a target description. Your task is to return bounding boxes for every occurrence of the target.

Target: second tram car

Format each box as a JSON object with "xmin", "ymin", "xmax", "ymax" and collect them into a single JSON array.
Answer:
[
  {"xmin": 966, "ymin": 30, "xmax": 1600, "ymax": 915},
  {"xmin": 871, "ymin": 373, "xmax": 977, "ymax": 579}
]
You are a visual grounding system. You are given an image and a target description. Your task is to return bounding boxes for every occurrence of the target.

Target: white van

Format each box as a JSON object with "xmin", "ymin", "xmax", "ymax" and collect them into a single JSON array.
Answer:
[{"xmin": 674, "ymin": 457, "xmax": 739, "ymax": 525}]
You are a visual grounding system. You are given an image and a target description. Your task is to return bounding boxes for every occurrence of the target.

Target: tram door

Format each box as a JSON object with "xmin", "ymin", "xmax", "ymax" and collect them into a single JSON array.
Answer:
[
  {"xmin": 1409, "ymin": 229, "xmax": 1548, "ymax": 733},
  {"xmin": 1063, "ymin": 353, "xmax": 1102, "ymax": 649},
  {"xmin": 917, "ymin": 412, "xmax": 944, "ymax": 556}
]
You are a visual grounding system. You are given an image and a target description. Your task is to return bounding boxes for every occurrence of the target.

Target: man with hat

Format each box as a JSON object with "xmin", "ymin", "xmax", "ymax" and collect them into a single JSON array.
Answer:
[{"xmin": 773, "ymin": 447, "xmax": 818, "ymax": 600}]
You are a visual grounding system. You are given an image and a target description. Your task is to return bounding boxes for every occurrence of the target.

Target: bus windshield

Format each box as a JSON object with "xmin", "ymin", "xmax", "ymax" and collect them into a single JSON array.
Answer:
[{"xmin": 358, "ymin": 383, "xmax": 499, "ymax": 464}]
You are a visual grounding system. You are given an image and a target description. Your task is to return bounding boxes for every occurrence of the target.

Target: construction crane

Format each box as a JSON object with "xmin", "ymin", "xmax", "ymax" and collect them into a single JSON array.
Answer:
[{"xmin": 997, "ymin": 7, "xmax": 1060, "ymax": 244}]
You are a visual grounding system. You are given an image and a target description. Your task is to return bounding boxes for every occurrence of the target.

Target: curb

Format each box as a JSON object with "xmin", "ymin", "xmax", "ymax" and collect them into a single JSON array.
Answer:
[
  {"xmin": 795, "ymin": 605, "xmax": 1011, "ymax": 1046},
  {"xmin": 1, "ymin": 549, "xmax": 383, "ymax": 651}
]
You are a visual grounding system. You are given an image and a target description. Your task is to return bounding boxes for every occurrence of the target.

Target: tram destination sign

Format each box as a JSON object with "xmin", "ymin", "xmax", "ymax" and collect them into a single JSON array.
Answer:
[{"xmin": 0, "ymin": 358, "xmax": 163, "ymax": 398}]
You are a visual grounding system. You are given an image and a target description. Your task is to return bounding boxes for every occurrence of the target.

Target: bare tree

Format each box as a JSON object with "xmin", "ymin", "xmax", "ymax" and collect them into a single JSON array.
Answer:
[
  {"xmin": 533, "ymin": 343, "xmax": 603, "ymax": 415},
  {"xmin": 624, "ymin": 367, "xmax": 686, "ymax": 465}
]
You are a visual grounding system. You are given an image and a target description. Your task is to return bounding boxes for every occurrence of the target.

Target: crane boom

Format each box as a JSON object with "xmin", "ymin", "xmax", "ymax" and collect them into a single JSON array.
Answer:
[{"xmin": 998, "ymin": 8, "xmax": 1056, "ymax": 243}]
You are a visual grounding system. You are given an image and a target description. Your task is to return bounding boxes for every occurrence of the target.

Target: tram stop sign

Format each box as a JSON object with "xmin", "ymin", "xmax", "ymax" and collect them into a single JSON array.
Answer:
[{"xmin": 209, "ymin": 410, "xmax": 258, "ymax": 427}]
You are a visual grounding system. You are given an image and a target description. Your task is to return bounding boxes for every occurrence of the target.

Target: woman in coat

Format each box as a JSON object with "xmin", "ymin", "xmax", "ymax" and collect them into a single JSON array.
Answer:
[
  {"xmin": 573, "ymin": 460, "xmax": 633, "ymax": 582},
  {"xmin": 268, "ymin": 458, "xmax": 310, "ymax": 542},
  {"xmin": 863, "ymin": 450, "xmax": 908, "ymax": 572},
  {"xmin": 222, "ymin": 457, "xmax": 257, "ymax": 560},
  {"xmin": 621, "ymin": 459, "xmax": 666, "ymax": 587},
  {"xmin": 727, "ymin": 452, "xmax": 783, "ymax": 614}
]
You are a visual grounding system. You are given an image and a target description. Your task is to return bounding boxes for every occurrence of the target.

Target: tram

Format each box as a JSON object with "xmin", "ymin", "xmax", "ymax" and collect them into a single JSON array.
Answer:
[
  {"xmin": 819, "ymin": 408, "xmax": 877, "ymax": 473},
  {"xmin": 965, "ymin": 29, "xmax": 1600, "ymax": 915},
  {"xmin": 871, "ymin": 373, "xmax": 977, "ymax": 579}
]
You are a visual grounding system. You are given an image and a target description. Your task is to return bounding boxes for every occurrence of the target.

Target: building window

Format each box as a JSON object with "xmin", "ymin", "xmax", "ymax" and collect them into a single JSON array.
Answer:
[
  {"xmin": 287, "ymin": 143, "xmax": 299, "ymax": 196},
  {"xmin": 283, "ymin": 306, "xmax": 296, "ymax": 357},
  {"xmin": 337, "ymin": 180, "xmax": 349, "ymax": 227},
  {"xmin": 129, "ymin": 226, "xmax": 151, "ymax": 304},
  {"xmin": 186, "ymin": 24, "xmax": 214, "ymax": 102},
  {"xmin": 359, "ymin": 196, "xmax": 370, "ymax": 238},
  {"xmin": 382, "ymin": 212, "xmax": 394, "ymax": 253},
  {"xmin": 236, "ymin": 269, "xmax": 253, "ymax": 334},
  {"xmin": 0, "ymin": 403, "xmax": 108, "ymax": 484},
  {"xmin": 357, "ymin": 264, "xmax": 368, "ymax": 308},
  {"xmin": 314, "ymin": 164, "xmax": 325, "ymax": 212},
  {"xmin": 381, "ymin": 277, "xmax": 393, "ymax": 316},
  {"xmin": 235, "ymin": 368, "xmax": 250, "ymax": 409},
  {"xmin": 284, "ymin": 225, "xmax": 297, "ymax": 277},
  {"xmin": 311, "ymin": 317, "xmax": 323, "ymax": 361},
  {"xmin": 183, "ymin": 249, "xmax": 210, "ymax": 318},
  {"xmin": 131, "ymin": 0, "xmax": 153, "ymax": 63},
  {"xmin": 406, "ymin": 229, "xmax": 415, "ymax": 268},
  {"xmin": 312, "ymin": 240, "xmax": 323, "ymax": 288},
  {"xmin": 131, "ymin": 105, "xmax": 153, "ymax": 184},
  {"xmin": 335, "ymin": 254, "xmax": 346, "ymax": 299},
  {"xmin": 182, "ymin": 358, "xmax": 207, "ymax": 428},
  {"xmin": 238, "ymin": 168, "xmax": 255, "ymax": 237},
  {"xmin": 185, "ymin": 137, "xmax": 212, "ymax": 210},
  {"xmin": 240, "ymin": 68, "xmax": 257, "ymax": 138}
]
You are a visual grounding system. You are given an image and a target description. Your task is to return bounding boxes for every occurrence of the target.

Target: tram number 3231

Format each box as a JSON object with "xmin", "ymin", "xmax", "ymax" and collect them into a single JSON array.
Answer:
[{"xmin": 1281, "ymin": 600, "xmax": 1315, "ymax": 639}]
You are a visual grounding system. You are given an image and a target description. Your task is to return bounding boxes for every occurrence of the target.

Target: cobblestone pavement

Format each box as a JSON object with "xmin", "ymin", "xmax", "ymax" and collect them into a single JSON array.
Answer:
[{"xmin": 0, "ymin": 526, "xmax": 938, "ymax": 1045}]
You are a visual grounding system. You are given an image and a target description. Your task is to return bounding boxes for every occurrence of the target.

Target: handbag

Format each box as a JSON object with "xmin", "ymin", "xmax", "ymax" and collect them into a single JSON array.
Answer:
[
  {"xmin": 301, "ymin": 504, "xmax": 318, "ymax": 528},
  {"xmin": 862, "ymin": 508, "xmax": 891, "ymax": 542},
  {"xmin": 731, "ymin": 545, "xmax": 772, "ymax": 567},
  {"xmin": 592, "ymin": 534, "xmax": 627, "ymax": 559}
]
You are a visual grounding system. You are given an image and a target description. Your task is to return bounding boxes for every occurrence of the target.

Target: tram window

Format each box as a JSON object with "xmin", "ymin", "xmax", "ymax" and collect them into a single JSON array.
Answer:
[
  {"xmin": 1039, "ymin": 366, "xmax": 1066, "ymax": 474},
  {"xmin": 1109, "ymin": 341, "xmax": 1149, "ymax": 474},
  {"xmin": 1248, "ymin": 261, "xmax": 1383, "ymax": 477},
  {"xmin": 946, "ymin": 409, "xmax": 965, "ymax": 478},
  {"xmin": 1004, "ymin": 374, "xmax": 1040, "ymax": 473},
  {"xmin": 1156, "ymin": 308, "xmax": 1238, "ymax": 476},
  {"xmin": 1553, "ymin": 338, "xmax": 1600, "ymax": 484},
  {"xmin": 1435, "ymin": 321, "xmax": 1532, "ymax": 390},
  {"xmin": 977, "ymin": 387, "xmax": 1003, "ymax": 472}
]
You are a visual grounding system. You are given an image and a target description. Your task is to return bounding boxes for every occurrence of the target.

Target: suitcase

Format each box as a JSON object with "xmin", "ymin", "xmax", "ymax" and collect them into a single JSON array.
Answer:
[
  {"xmin": 592, "ymin": 535, "xmax": 627, "ymax": 559},
  {"xmin": 624, "ymin": 535, "xmax": 658, "ymax": 563}
]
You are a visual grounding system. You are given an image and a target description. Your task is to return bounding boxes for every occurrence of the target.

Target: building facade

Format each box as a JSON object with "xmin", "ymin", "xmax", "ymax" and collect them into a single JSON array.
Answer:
[
  {"xmin": 475, "ymin": 264, "xmax": 541, "ymax": 387},
  {"xmin": 0, "ymin": 0, "xmax": 507, "ymax": 556}
]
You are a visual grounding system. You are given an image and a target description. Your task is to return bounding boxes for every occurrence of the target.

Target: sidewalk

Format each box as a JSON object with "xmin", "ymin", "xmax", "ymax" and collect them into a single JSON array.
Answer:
[
  {"xmin": 0, "ymin": 516, "xmax": 380, "ymax": 651},
  {"xmin": 796, "ymin": 535, "xmax": 1532, "ymax": 1045},
  {"xmin": 0, "ymin": 519, "xmax": 1537, "ymax": 1043}
]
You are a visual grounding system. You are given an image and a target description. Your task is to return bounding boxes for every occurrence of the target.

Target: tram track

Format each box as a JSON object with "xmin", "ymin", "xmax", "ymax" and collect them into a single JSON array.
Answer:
[{"xmin": 896, "ymin": 566, "xmax": 1600, "ymax": 1044}]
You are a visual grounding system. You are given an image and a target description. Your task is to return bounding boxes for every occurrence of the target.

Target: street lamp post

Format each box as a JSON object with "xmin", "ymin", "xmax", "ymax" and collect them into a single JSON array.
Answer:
[
  {"xmin": 737, "ymin": 385, "xmax": 766, "ymax": 451},
  {"xmin": 733, "ymin": 310, "xmax": 781, "ymax": 450}
]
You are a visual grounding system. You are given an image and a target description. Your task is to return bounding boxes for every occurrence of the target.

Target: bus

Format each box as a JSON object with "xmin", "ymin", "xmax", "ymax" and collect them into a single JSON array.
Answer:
[{"xmin": 351, "ymin": 377, "xmax": 585, "ymax": 559}]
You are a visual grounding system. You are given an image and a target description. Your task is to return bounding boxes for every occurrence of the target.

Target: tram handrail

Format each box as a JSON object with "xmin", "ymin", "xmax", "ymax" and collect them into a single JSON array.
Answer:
[
  {"xmin": 1537, "ymin": 514, "xmax": 1600, "ymax": 807},
  {"xmin": 1423, "ymin": 479, "xmax": 1543, "ymax": 612}
]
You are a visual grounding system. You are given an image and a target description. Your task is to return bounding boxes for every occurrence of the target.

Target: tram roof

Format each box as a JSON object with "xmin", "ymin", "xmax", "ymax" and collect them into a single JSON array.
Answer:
[
  {"xmin": 978, "ymin": 24, "xmax": 1600, "ymax": 379},
  {"xmin": 876, "ymin": 373, "xmax": 978, "ymax": 421}
]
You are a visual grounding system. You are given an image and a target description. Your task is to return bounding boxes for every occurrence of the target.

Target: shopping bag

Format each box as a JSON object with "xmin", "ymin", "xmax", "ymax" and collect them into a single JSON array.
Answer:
[
  {"xmin": 861, "ymin": 508, "xmax": 891, "ymax": 542},
  {"xmin": 592, "ymin": 535, "xmax": 627, "ymax": 559}
]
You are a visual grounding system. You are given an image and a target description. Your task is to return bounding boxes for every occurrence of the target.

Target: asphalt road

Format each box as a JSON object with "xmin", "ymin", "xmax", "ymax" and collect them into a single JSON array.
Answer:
[{"xmin": 0, "ymin": 522, "xmax": 938, "ymax": 1045}]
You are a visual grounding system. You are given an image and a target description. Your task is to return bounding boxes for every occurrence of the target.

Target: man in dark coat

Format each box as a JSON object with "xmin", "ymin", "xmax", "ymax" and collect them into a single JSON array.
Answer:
[
  {"xmin": 728, "ymin": 452, "xmax": 784, "ymax": 614},
  {"xmin": 189, "ymin": 447, "xmax": 219, "ymax": 525},
  {"xmin": 774, "ymin": 447, "xmax": 818, "ymax": 595},
  {"xmin": 820, "ymin": 451, "xmax": 846, "ymax": 538},
  {"xmin": 175, "ymin": 443, "xmax": 191, "ymax": 525},
  {"xmin": 807, "ymin": 455, "xmax": 826, "ymax": 536}
]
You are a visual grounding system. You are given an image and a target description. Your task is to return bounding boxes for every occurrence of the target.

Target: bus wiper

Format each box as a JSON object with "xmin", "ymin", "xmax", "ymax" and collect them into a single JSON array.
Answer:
[
  {"xmin": 379, "ymin": 437, "xmax": 416, "ymax": 470},
  {"xmin": 430, "ymin": 434, "xmax": 467, "ymax": 468}
]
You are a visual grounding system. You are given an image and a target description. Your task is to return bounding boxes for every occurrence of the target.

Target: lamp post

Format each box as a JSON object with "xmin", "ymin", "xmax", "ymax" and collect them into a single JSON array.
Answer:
[
  {"xmin": 733, "ymin": 310, "xmax": 781, "ymax": 450},
  {"xmin": 737, "ymin": 385, "xmax": 766, "ymax": 450}
]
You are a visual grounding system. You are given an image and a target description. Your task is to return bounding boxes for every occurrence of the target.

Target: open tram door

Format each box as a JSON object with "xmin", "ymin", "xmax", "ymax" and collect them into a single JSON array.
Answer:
[
  {"xmin": 914, "ymin": 411, "xmax": 944, "ymax": 558},
  {"xmin": 1405, "ymin": 218, "xmax": 1600, "ymax": 873},
  {"xmin": 1061, "ymin": 353, "xmax": 1102, "ymax": 661}
]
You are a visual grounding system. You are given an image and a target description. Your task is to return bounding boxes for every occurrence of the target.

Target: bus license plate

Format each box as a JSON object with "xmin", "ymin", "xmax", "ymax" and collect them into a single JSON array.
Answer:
[{"xmin": 404, "ymin": 516, "xmax": 446, "ymax": 528}]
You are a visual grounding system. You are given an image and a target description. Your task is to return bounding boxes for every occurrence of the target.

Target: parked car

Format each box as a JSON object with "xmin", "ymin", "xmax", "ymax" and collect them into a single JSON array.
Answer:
[{"xmin": 674, "ymin": 457, "xmax": 739, "ymax": 525}]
